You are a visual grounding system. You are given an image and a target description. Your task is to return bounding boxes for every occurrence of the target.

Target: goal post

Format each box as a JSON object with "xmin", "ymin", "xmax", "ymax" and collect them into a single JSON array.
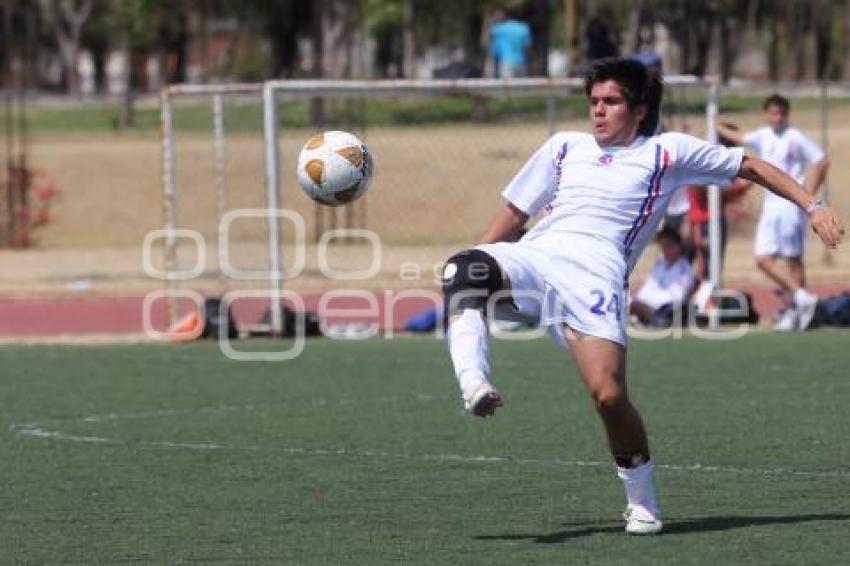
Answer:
[
  {"xmin": 159, "ymin": 83, "xmax": 265, "ymax": 329},
  {"xmin": 262, "ymin": 81, "xmax": 284, "ymax": 334}
]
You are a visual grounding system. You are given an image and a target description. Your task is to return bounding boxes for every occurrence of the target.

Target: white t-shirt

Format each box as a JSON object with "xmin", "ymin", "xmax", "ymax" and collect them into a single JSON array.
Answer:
[
  {"xmin": 635, "ymin": 256, "xmax": 695, "ymax": 310},
  {"xmin": 502, "ymin": 131, "xmax": 743, "ymax": 276},
  {"xmin": 744, "ymin": 126, "xmax": 825, "ymax": 214}
]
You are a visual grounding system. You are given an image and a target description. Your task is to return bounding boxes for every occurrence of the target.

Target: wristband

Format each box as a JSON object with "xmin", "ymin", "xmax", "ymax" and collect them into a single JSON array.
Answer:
[{"xmin": 806, "ymin": 199, "xmax": 825, "ymax": 214}]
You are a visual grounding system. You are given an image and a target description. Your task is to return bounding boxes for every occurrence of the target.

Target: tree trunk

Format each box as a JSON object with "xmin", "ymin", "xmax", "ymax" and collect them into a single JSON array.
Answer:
[
  {"xmin": 38, "ymin": 0, "xmax": 92, "ymax": 96},
  {"xmin": 719, "ymin": 8, "xmax": 743, "ymax": 84},
  {"xmin": 844, "ymin": 0, "xmax": 850, "ymax": 79},
  {"xmin": 768, "ymin": 5, "xmax": 779, "ymax": 82},
  {"xmin": 170, "ymin": 11, "xmax": 189, "ymax": 83},
  {"xmin": 267, "ymin": 1, "xmax": 301, "ymax": 78},
  {"xmin": 692, "ymin": 6, "xmax": 714, "ymax": 77},
  {"xmin": 57, "ymin": 36, "xmax": 80, "ymax": 94},
  {"xmin": 402, "ymin": 0, "xmax": 415, "ymax": 78},
  {"xmin": 198, "ymin": 0, "xmax": 210, "ymax": 83},
  {"xmin": 528, "ymin": 0, "xmax": 550, "ymax": 76},
  {"xmin": 785, "ymin": 1, "xmax": 805, "ymax": 80},
  {"xmin": 719, "ymin": 15, "xmax": 731, "ymax": 83},
  {"xmin": 563, "ymin": 0, "xmax": 577, "ymax": 72},
  {"xmin": 117, "ymin": 40, "xmax": 134, "ymax": 130},
  {"xmin": 632, "ymin": 0, "xmax": 654, "ymax": 53},
  {"xmin": 88, "ymin": 37, "xmax": 107, "ymax": 93},
  {"xmin": 812, "ymin": 0, "xmax": 830, "ymax": 80},
  {"xmin": 320, "ymin": 0, "xmax": 359, "ymax": 80},
  {"xmin": 678, "ymin": 1, "xmax": 691, "ymax": 74},
  {"xmin": 310, "ymin": 0, "xmax": 325, "ymax": 128}
]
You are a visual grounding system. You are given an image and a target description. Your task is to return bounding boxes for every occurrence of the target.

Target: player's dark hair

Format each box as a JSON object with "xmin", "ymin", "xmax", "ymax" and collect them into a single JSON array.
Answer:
[
  {"xmin": 656, "ymin": 226, "xmax": 683, "ymax": 246},
  {"xmin": 763, "ymin": 94, "xmax": 790, "ymax": 112},
  {"xmin": 585, "ymin": 57, "xmax": 663, "ymax": 137}
]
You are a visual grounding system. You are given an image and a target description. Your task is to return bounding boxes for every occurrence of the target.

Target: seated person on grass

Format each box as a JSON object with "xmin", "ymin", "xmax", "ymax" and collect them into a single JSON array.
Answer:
[{"xmin": 630, "ymin": 227, "xmax": 695, "ymax": 327}]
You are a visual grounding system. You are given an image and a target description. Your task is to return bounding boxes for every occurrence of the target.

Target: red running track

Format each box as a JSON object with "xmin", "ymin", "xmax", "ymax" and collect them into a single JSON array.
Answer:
[
  {"xmin": 0, "ymin": 292, "xmax": 440, "ymax": 336},
  {"xmin": 0, "ymin": 285, "xmax": 846, "ymax": 337}
]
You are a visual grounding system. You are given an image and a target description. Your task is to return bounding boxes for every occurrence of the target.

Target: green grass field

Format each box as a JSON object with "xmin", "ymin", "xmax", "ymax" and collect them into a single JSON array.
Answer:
[{"xmin": 3, "ymin": 332, "xmax": 850, "ymax": 564}]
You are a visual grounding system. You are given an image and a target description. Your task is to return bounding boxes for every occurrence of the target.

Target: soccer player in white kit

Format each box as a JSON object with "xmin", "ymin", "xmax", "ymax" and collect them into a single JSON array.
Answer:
[
  {"xmin": 717, "ymin": 95, "xmax": 830, "ymax": 330},
  {"xmin": 440, "ymin": 59, "xmax": 845, "ymax": 535}
]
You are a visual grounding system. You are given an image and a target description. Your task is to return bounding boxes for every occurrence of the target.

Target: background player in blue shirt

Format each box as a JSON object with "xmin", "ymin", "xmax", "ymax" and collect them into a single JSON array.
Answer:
[{"xmin": 487, "ymin": 7, "xmax": 532, "ymax": 78}]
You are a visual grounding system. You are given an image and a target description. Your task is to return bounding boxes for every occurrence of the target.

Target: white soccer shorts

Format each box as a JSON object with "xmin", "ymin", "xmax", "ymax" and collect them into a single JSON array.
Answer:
[
  {"xmin": 754, "ymin": 207, "xmax": 807, "ymax": 258},
  {"xmin": 476, "ymin": 233, "xmax": 627, "ymax": 347}
]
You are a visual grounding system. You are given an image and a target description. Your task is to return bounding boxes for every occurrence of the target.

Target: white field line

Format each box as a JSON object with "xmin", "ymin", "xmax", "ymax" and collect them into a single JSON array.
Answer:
[
  {"xmin": 12, "ymin": 424, "xmax": 116, "ymax": 445},
  {"xmin": 76, "ymin": 394, "xmax": 451, "ymax": 423},
  {"xmin": 9, "ymin": 402, "xmax": 850, "ymax": 479}
]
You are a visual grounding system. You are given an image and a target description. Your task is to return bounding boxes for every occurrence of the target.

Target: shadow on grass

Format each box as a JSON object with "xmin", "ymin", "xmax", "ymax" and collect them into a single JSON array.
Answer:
[{"xmin": 475, "ymin": 513, "xmax": 850, "ymax": 543}]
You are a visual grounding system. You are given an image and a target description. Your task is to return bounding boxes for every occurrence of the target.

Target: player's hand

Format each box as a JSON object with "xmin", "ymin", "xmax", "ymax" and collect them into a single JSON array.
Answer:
[{"xmin": 810, "ymin": 206, "xmax": 846, "ymax": 248}]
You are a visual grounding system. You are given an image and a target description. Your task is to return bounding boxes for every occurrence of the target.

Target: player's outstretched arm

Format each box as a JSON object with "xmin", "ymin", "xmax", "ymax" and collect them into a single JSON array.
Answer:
[
  {"xmin": 715, "ymin": 121, "xmax": 746, "ymax": 146},
  {"xmin": 479, "ymin": 202, "xmax": 529, "ymax": 245},
  {"xmin": 738, "ymin": 155, "xmax": 845, "ymax": 248}
]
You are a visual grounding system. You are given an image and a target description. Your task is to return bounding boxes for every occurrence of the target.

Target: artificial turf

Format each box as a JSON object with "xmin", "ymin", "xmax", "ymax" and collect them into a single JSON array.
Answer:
[{"xmin": 2, "ymin": 331, "xmax": 849, "ymax": 564}]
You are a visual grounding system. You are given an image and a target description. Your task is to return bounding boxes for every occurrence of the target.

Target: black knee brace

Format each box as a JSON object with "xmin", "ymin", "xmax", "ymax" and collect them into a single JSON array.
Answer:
[{"xmin": 441, "ymin": 249, "xmax": 504, "ymax": 317}]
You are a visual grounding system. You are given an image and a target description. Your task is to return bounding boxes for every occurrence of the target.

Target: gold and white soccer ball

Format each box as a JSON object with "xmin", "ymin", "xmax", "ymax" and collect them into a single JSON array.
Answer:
[{"xmin": 296, "ymin": 130, "xmax": 374, "ymax": 206}]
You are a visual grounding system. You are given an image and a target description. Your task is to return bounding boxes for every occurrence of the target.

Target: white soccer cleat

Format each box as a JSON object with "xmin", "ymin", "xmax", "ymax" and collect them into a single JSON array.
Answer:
[
  {"xmin": 794, "ymin": 290, "xmax": 819, "ymax": 330},
  {"xmin": 772, "ymin": 307, "xmax": 798, "ymax": 332},
  {"xmin": 623, "ymin": 504, "xmax": 663, "ymax": 535},
  {"xmin": 462, "ymin": 380, "xmax": 503, "ymax": 418}
]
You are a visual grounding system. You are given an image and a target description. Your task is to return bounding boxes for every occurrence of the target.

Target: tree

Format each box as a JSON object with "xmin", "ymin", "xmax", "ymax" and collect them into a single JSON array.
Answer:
[
  {"xmin": 844, "ymin": 0, "xmax": 850, "ymax": 79},
  {"xmin": 317, "ymin": 0, "xmax": 362, "ymax": 79},
  {"xmin": 716, "ymin": 0, "xmax": 751, "ymax": 83},
  {"xmin": 812, "ymin": 0, "xmax": 834, "ymax": 80},
  {"xmin": 226, "ymin": 0, "xmax": 313, "ymax": 79},
  {"xmin": 364, "ymin": 0, "xmax": 404, "ymax": 77},
  {"xmin": 100, "ymin": 0, "xmax": 184, "ymax": 127},
  {"xmin": 38, "ymin": 0, "xmax": 93, "ymax": 95},
  {"xmin": 402, "ymin": 0, "xmax": 414, "ymax": 77}
]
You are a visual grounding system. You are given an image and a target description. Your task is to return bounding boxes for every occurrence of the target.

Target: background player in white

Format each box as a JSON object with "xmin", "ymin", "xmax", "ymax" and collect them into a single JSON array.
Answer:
[
  {"xmin": 717, "ymin": 95, "xmax": 830, "ymax": 330},
  {"xmin": 440, "ymin": 58, "xmax": 845, "ymax": 535}
]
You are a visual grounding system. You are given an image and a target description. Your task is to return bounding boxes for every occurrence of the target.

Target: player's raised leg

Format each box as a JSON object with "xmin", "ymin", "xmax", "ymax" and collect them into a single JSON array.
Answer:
[
  {"xmin": 441, "ymin": 249, "xmax": 506, "ymax": 417},
  {"xmin": 563, "ymin": 326, "xmax": 662, "ymax": 535}
]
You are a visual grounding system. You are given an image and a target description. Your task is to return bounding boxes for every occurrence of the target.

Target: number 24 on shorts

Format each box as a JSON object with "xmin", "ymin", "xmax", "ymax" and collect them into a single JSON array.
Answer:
[{"xmin": 589, "ymin": 289, "xmax": 621, "ymax": 321}]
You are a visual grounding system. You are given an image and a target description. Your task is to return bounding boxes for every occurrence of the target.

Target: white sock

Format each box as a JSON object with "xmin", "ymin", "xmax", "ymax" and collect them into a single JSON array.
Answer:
[
  {"xmin": 794, "ymin": 288, "xmax": 813, "ymax": 305},
  {"xmin": 617, "ymin": 460, "xmax": 660, "ymax": 517},
  {"xmin": 447, "ymin": 309, "xmax": 491, "ymax": 395}
]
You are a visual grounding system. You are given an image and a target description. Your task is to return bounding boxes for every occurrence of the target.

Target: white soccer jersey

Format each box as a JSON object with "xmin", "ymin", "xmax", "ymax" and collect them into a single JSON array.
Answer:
[
  {"xmin": 502, "ymin": 131, "xmax": 744, "ymax": 276},
  {"xmin": 744, "ymin": 126, "xmax": 824, "ymax": 213}
]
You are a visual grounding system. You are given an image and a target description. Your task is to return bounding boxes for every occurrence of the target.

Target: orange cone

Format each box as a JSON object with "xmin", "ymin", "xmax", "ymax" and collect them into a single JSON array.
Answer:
[{"xmin": 167, "ymin": 310, "xmax": 204, "ymax": 342}]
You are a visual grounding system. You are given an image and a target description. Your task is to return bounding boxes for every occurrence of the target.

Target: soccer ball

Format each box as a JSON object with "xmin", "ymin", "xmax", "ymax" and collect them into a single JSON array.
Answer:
[{"xmin": 296, "ymin": 130, "xmax": 373, "ymax": 206}]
